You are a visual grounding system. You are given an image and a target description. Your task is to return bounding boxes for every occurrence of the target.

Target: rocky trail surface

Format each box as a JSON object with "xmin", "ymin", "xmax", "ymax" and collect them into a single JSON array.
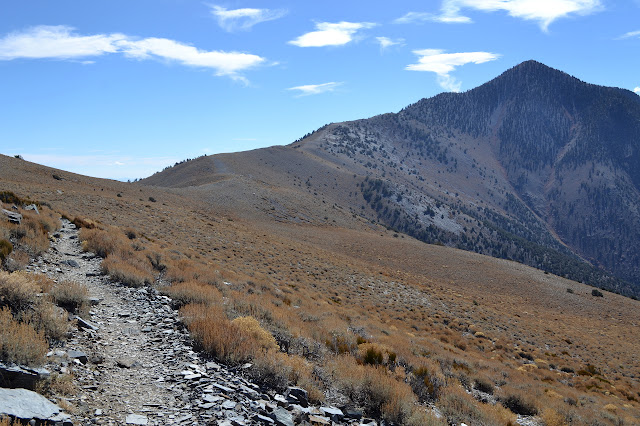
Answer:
[{"xmin": 21, "ymin": 220, "xmax": 374, "ymax": 426}]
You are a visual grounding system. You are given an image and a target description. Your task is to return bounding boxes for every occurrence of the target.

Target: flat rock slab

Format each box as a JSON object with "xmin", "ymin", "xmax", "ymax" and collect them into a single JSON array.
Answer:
[
  {"xmin": 0, "ymin": 388, "xmax": 69, "ymax": 422},
  {"xmin": 126, "ymin": 413, "xmax": 148, "ymax": 424}
]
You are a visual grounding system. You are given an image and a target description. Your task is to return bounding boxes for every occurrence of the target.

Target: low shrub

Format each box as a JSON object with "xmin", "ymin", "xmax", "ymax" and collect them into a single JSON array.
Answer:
[
  {"xmin": 591, "ymin": 289, "xmax": 604, "ymax": 297},
  {"xmin": 411, "ymin": 360, "xmax": 446, "ymax": 401},
  {"xmin": 180, "ymin": 304, "xmax": 256, "ymax": 365},
  {"xmin": 162, "ymin": 281, "xmax": 221, "ymax": 307},
  {"xmin": 51, "ymin": 280, "xmax": 89, "ymax": 315},
  {"xmin": 231, "ymin": 316, "xmax": 279, "ymax": 352},
  {"xmin": 79, "ymin": 227, "xmax": 125, "ymax": 257},
  {"xmin": 0, "ymin": 307, "xmax": 48, "ymax": 366},
  {"xmin": 439, "ymin": 386, "xmax": 507, "ymax": 426},
  {"xmin": 36, "ymin": 372, "xmax": 76, "ymax": 397},
  {"xmin": 0, "ymin": 270, "xmax": 39, "ymax": 312},
  {"xmin": 0, "ymin": 239, "xmax": 12, "ymax": 262},
  {"xmin": 474, "ymin": 377, "xmax": 495, "ymax": 394},
  {"xmin": 101, "ymin": 252, "xmax": 153, "ymax": 287},
  {"xmin": 4, "ymin": 249, "xmax": 30, "ymax": 271},
  {"xmin": 72, "ymin": 217, "xmax": 96, "ymax": 229},
  {"xmin": 357, "ymin": 342, "xmax": 395, "ymax": 366},
  {"xmin": 502, "ymin": 393, "xmax": 538, "ymax": 416},
  {"xmin": 328, "ymin": 355, "xmax": 420, "ymax": 424},
  {"xmin": 21, "ymin": 299, "xmax": 69, "ymax": 342}
]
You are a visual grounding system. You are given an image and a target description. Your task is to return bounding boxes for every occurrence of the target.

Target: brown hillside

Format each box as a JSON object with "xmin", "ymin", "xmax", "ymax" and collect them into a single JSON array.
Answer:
[{"xmin": 2, "ymin": 153, "xmax": 640, "ymax": 423}]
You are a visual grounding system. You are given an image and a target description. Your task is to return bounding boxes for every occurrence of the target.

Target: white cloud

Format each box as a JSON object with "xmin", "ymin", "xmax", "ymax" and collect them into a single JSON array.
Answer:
[
  {"xmin": 0, "ymin": 25, "xmax": 125, "ymax": 59},
  {"xmin": 0, "ymin": 25, "xmax": 266, "ymax": 80},
  {"xmin": 376, "ymin": 37, "xmax": 405, "ymax": 52},
  {"xmin": 116, "ymin": 37, "xmax": 265, "ymax": 79},
  {"xmin": 618, "ymin": 30, "xmax": 640, "ymax": 39},
  {"xmin": 287, "ymin": 82, "xmax": 343, "ymax": 96},
  {"xmin": 406, "ymin": 49, "xmax": 500, "ymax": 92},
  {"xmin": 634, "ymin": 87, "xmax": 640, "ymax": 94},
  {"xmin": 210, "ymin": 5, "xmax": 287, "ymax": 32},
  {"xmin": 394, "ymin": 11, "xmax": 470, "ymax": 24},
  {"xmin": 289, "ymin": 22, "xmax": 376, "ymax": 47},
  {"xmin": 398, "ymin": 0, "xmax": 602, "ymax": 30}
]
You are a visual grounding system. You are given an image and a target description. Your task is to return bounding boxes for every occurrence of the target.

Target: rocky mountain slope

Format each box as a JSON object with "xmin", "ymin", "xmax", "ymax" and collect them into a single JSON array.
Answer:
[{"xmin": 143, "ymin": 61, "xmax": 640, "ymax": 297}]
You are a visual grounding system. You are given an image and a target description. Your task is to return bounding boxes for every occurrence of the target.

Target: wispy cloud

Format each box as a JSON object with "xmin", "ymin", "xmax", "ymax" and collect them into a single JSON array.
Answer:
[
  {"xmin": 618, "ymin": 30, "xmax": 640, "ymax": 39},
  {"xmin": 116, "ymin": 37, "xmax": 265, "ymax": 81},
  {"xmin": 406, "ymin": 49, "xmax": 499, "ymax": 92},
  {"xmin": 210, "ymin": 5, "xmax": 287, "ymax": 32},
  {"xmin": 287, "ymin": 82, "xmax": 343, "ymax": 96},
  {"xmin": 0, "ymin": 25, "xmax": 266, "ymax": 81},
  {"xmin": 288, "ymin": 22, "xmax": 376, "ymax": 47},
  {"xmin": 376, "ymin": 36, "xmax": 405, "ymax": 52},
  {"xmin": 0, "ymin": 25, "xmax": 125, "ymax": 59},
  {"xmin": 394, "ymin": 11, "xmax": 470, "ymax": 24},
  {"xmin": 397, "ymin": 0, "xmax": 602, "ymax": 31},
  {"xmin": 634, "ymin": 87, "xmax": 640, "ymax": 94}
]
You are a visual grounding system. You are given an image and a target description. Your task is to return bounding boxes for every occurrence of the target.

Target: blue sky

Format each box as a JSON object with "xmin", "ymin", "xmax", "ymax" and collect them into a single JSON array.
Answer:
[{"xmin": 1, "ymin": 0, "xmax": 639, "ymax": 180}]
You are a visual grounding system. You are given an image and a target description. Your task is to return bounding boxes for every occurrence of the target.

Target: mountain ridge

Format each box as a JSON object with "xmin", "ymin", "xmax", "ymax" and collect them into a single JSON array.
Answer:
[{"xmin": 143, "ymin": 60, "xmax": 640, "ymax": 297}]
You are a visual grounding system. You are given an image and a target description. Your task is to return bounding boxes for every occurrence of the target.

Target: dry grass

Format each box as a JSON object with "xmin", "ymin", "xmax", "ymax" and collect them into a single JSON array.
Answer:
[
  {"xmin": 2, "ymin": 165, "xmax": 640, "ymax": 424},
  {"xmin": 327, "ymin": 355, "xmax": 422, "ymax": 424},
  {"xmin": 79, "ymin": 226, "xmax": 155, "ymax": 287},
  {"xmin": 51, "ymin": 280, "xmax": 89, "ymax": 315},
  {"xmin": 161, "ymin": 281, "xmax": 222, "ymax": 307},
  {"xmin": 21, "ymin": 298, "xmax": 69, "ymax": 342},
  {"xmin": 79, "ymin": 227, "xmax": 125, "ymax": 257},
  {"xmin": 180, "ymin": 304, "xmax": 256, "ymax": 365},
  {"xmin": 0, "ymin": 270, "xmax": 39, "ymax": 312},
  {"xmin": 3, "ymin": 249, "xmax": 30, "ymax": 271},
  {"xmin": 36, "ymin": 372, "xmax": 77, "ymax": 397},
  {"xmin": 101, "ymin": 252, "xmax": 153, "ymax": 287},
  {"xmin": 0, "ymin": 307, "xmax": 48, "ymax": 366}
]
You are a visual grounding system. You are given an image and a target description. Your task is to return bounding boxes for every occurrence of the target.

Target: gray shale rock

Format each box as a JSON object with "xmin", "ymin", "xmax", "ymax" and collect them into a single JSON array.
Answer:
[
  {"xmin": 0, "ymin": 363, "xmax": 49, "ymax": 390},
  {"xmin": 67, "ymin": 350, "xmax": 88, "ymax": 364},
  {"xmin": 2, "ymin": 209, "xmax": 22, "ymax": 224},
  {"xmin": 0, "ymin": 388, "xmax": 71, "ymax": 423}
]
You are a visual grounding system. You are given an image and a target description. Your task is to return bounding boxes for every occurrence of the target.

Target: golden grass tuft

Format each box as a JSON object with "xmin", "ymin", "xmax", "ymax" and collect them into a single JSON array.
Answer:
[
  {"xmin": 162, "ymin": 281, "xmax": 221, "ymax": 307},
  {"xmin": 0, "ymin": 307, "xmax": 48, "ymax": 366},
  {"xmin": 328, "ymin": 355, "xmax": 421, "ymax": 424},
  {"xmin": 50, "ymin": 280, "xmax": 89, "ymax": 315},
  {"xmin": 180, "ymin": 304, "xmax": 255, "ymax": 365},
  {"xmin": 79, "ymin": 227, "xmax": 124, "ymax": 257},
  {"xmin": 231, "ymin": 316, "xmax": 279, "ymax": 352},
  {"xmin": 0, "ymin": 270, "xmax": 39, "ymax": 312},
  {"xmin": 101, "ymin": 252, "xmax": 153, "ymax": 287}
]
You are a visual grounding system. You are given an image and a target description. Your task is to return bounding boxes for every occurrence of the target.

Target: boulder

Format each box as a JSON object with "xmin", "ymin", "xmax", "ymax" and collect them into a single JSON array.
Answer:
[
  {"xmin": 320, "ymin": 406, "xmax": 344, "ymax": 421},
  {"xmin": 24, "ymin": 204, "xmax": 39, "ymax": 215},
  {"xmin": 67, "ymin": 350, "xmax": 88, "ymax": 364},
  {"xmin": 0, "ymin": 388, "xmax": 70, "ymax": 423},
  {"xmin": 2, "ymin": 209, "xmax": 22, "ymax": 224},
  {"xmin": 125, "ymin": 414, "xmax": 148, "ymax": 425},
  {"xmin": 0, "ymin": 363, "xmax": 50, "ymax": 390},
  {"xmin": 61, "ymin": 259, "xmax": 79, "ymax": 268},
  {"xmin": 285, "ymin": 386, "xmax": 308, "ymax": 407},
  {"xmin": 269, "ymin": 407, "xmax": 294, "ymax": 426}
]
